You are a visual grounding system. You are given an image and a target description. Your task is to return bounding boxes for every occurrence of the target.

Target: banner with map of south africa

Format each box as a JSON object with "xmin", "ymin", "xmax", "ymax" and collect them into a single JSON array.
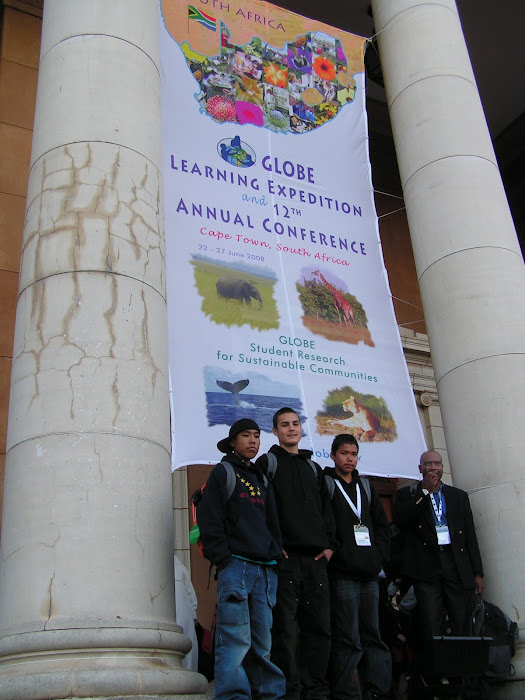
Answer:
[{"xmin": 160, "ymin": 0, "xmax": 425, "ymax": 478}]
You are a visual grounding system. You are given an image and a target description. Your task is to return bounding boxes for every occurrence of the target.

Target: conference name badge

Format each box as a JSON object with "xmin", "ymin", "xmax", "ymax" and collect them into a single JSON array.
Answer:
[
  {"xmin": 436, "ymin": 525, "xmax": 451, "ymax": 545},
  {"xmin": 354, "ymin": 525, "xmax": 372, "ymax": 547}
]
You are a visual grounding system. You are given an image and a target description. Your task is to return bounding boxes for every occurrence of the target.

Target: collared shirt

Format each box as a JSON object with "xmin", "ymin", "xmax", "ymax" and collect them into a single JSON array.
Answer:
[{"xmin": 430, "ymin": 485, "xmax": 447, "ymax": 526}]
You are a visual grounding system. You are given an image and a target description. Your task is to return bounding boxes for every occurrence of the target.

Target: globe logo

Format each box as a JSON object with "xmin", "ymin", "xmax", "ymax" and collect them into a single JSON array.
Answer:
[{"xmin": 217, "ymin": 136, "xmax": 256, "ymax": 168}]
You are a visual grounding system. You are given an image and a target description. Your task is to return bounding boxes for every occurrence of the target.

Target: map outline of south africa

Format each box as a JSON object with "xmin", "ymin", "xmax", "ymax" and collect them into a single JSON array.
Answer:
[{"xmin": 180, "ymin": 20, "xmax": 358, "ymax": 134}]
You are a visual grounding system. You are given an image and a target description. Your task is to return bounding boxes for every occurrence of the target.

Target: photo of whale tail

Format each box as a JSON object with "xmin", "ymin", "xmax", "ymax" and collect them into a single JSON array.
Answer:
[{"xmin": 216, "ymin": 379, "xmax": 250, "ymax": 405}]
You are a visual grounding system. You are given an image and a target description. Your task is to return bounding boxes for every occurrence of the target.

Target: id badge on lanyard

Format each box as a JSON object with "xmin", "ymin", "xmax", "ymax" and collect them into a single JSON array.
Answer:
[
  {"xmin": 436, "ymin": 525, "xmax": 451, "ymax": 545},
  {"xmin": 431, "ymin": 492, "xmax": 451, "ymax": 545},
  {"xmin": 335, "ymin": 481, "xmax": 372, "ymax": 547},
  {"xmin": 354, "ymin": 524, "xmax": 372, "ymax": 547}
]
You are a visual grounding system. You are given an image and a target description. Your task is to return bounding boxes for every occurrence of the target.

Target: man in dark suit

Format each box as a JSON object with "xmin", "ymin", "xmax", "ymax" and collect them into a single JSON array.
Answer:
[{"xmin": 394, "ymin": 450, "xmax": 484, "ymax": 644}]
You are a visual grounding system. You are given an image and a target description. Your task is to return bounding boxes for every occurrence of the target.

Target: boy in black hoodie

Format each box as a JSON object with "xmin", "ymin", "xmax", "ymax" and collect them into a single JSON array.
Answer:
[
  {"xmin": 198, "ymin": 418, "xmax": 285, "ymax": 700},
  {"xmin": 325, "ymin": 434, "xmax": 391, "ymax": 700},
  {"xmin": 256, "ymin": 408, "xmax": 335, "ymax": 700}
]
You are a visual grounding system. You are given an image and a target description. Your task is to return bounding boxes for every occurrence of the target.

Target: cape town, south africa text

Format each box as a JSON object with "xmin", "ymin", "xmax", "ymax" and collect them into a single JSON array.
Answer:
[
  {"xmin": 177, "ymin": 199, "xmax": 367, "ymax": 254},
  {"xmin": 216, "ymin": 346, "xmax": 378, "ymax": 382}
]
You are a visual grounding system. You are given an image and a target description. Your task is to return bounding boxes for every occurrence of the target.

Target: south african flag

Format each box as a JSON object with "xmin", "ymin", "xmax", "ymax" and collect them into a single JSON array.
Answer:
[{"xmin": 188, "ymin": 5, "xmax": 217, "ymax": 31}]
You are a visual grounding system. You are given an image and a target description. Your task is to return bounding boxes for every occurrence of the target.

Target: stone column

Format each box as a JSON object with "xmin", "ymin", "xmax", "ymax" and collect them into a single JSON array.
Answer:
[
  {"xmin": 0, "ymin": 1, "xmax": 207, "ymax": 698},
  {"xmin": 371, "ymin": 0, "xmax": 525, "ymax": 690}
]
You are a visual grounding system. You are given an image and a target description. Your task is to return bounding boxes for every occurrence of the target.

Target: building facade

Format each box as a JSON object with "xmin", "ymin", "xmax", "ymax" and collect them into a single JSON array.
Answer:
[{"xmin": 0, "ymin": 1, "xmax": 524, "ymax": 698}]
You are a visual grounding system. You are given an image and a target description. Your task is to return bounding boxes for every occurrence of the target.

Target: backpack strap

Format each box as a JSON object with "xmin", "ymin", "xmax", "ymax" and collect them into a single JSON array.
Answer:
[
  {"xmin": 325, "ymin": 473, "xmax": 371, "ymax": 506},
  {"xmin": 306, "ymin": 458, "xmax": 319, "ymax": 481},
  {"xmin": 219, "ymin": 461, "xmax": 237, "ymax": 499},
  {"xmin": 219, "ymin": 460, "xmax": 268, "ymax": 495},
  {"xmin": 360, "ymin": 476, "xmax": 371, "ymax": 504},
  {"xmin": 266, "ymin": 451, "xmax": 278, "ymax": 480},
  {"xmin": 267, "ymin": 452, "xmax": 318, "ymax": 486},
  {"xmin": 324, "ymin": 473, "xmax": 335, "ymax": 499}
]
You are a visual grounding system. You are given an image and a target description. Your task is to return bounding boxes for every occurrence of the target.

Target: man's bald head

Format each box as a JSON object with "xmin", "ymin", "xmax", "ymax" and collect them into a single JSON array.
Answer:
[{"xmin": 419, "ymin": 450, "xmax": 443, "ymax": 481}]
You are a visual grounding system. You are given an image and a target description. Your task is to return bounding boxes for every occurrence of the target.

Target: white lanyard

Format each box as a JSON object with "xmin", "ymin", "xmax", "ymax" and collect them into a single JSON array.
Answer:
[
  {"xmin": 430, "ymin": 490, "xmax": 443, "ymax": 525},
  {"xmin": 335, "ymin": 480, "xmax": 361, "ymax": 522}
]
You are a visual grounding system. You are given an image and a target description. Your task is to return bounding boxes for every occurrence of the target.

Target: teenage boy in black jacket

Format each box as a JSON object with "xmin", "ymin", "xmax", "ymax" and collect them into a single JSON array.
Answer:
[
  {"xmin": 198, "ymin": 418, "xmax": 285, "ymax": 700},
  {"xmin": 256, "ymin": 408, "xmax": 335, "ymax": 700},
  {"xmin": 325, "ymin": 434, "xmax": 391, "ymax": 700}
]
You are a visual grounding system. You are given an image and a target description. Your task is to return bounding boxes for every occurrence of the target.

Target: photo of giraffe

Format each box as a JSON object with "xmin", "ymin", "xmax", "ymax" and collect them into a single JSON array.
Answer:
[
  {"xmin": 315, "ymin": 386, "xmax": 397, "ymax": 442},
  {"xmin": 296, "ymin": 268, "xmax": 374, "ymax": 346}
]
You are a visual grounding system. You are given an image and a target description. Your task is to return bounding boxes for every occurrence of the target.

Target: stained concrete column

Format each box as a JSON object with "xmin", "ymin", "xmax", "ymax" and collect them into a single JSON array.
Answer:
[
  {"xmin": 371, "ymin": 0, "xmax": 525, "ymax": 690},
  {"xmin": 0, "ymin": 1, "xmax": 207, "ymax": 698}
]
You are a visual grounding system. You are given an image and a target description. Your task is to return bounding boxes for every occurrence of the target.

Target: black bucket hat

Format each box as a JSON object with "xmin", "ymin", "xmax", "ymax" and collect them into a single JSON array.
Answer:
[{"xmin": 217, "ymin": 418, "xmax": 261, "ymax": 453}]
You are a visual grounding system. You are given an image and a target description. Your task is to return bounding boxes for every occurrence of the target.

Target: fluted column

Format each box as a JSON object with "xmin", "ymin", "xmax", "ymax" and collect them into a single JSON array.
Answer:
[
  {"xmin": 0, "ymin": 1, "xmax": 207, "ymax": 697},
  {"xmin": 371, "ymin": 0, "xmax": 525, "ymax": 691}
]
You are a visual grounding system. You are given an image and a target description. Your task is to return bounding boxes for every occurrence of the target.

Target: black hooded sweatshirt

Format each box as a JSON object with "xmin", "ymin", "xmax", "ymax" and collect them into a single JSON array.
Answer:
[
  {"xmin": 257, "ymin": 445, "xmax": 336, "ymax": 555},
  {"xmin": 198, "ymin": 452, "xmax": 283, "ymax": 568},
  {"xmin": 324, "ymin": 466, "xmax": 390, "ymax": 580}
]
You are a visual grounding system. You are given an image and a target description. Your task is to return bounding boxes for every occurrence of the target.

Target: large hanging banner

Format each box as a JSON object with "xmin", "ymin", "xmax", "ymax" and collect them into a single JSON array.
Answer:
[{"xmin": 160, "ymin": 0, "xmax": 424, "ymax": 477}]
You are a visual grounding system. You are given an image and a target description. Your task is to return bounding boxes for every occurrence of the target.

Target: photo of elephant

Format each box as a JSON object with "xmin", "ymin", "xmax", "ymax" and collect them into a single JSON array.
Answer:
[
  {"xmin": 216, "ymin": 276, "xmax": 263, "ymax": 307},
  {"xmin": 191, "ymin": 255, "xmax": 279, "ymax": 329}
]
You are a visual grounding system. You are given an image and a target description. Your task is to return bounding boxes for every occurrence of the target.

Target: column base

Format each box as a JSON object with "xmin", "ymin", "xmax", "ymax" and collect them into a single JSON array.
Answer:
[{"xmin": 0, "ymin": 628, "xmax": 209, "ymax": 700}]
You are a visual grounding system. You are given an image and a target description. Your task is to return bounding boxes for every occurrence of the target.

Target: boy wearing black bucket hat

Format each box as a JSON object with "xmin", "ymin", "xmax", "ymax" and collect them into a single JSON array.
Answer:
[{"xmin": 198, "ymin": 418, "xmax": 285, "ymax": 700}]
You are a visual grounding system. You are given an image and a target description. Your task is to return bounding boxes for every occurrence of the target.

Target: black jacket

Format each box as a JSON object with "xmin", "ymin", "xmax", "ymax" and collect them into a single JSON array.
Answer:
[
  {"xmin": 394, "ymin": 482, "xmax": 483, "ymax": 589},
  {"xmin": 325, "ymin": 467, "xmax": 390, "ymax": 580},
  {"xmin": 198, "ymin": 453, "xmax": 282, "ymax": 567},
  {"xmin": 256, "ymin": 445, "xmax": 336, "ymax": 554}
]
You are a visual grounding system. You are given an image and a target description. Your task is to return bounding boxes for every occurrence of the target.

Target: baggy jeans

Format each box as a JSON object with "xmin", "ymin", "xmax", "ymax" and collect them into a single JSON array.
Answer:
[{"xmin": 214, "ymin": 558, "xmax": 285, "ymax": 700}]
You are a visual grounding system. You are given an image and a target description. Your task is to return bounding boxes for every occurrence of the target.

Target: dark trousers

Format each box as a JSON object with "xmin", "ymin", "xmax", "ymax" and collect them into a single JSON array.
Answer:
[
  {"xmin": 329, "ymin": 578, "xmax": 392, "ymax": 700},
  {"xmin": 413, "ymin": 549, "xmax": 473, "ymax": 641},
  {"xmin": 271, "ymin": 552, "xmax": 331, "ymax": 700}
]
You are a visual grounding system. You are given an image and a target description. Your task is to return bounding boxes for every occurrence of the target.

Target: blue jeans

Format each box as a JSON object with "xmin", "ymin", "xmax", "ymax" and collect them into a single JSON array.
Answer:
[
  {"xmin": 329, "ymin": 579, "xmax": 392, "ymax": 699},
  {"xmin": 215, "ymin": 558, "xmax": 285, "ymax": 700}
]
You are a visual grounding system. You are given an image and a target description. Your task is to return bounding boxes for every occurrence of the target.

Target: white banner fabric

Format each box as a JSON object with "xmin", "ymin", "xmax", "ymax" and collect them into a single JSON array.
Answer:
[{"xmin": 160, "ymin": 0, "xmax": 425, "ymax": 478}]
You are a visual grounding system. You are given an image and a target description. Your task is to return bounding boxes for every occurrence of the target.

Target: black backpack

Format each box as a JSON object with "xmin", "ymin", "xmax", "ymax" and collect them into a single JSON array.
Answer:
[
  {"xmin": 190, "ymin": 462, "xmax": 268, "ymax": 558},
  {"xmin": 324, "ymin": 472, "xmax": 371, "ymax": 503},
  {"xmin": 470, "ymin": 596, "xmax": 518, "ymax": 678},
  {"xmin": 266, "ymin": 451, "xmax": 318, "ymax": 481},
  {"xmin": 189, "ymin": 461, "xmax": 238, "ymax": 555}
]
